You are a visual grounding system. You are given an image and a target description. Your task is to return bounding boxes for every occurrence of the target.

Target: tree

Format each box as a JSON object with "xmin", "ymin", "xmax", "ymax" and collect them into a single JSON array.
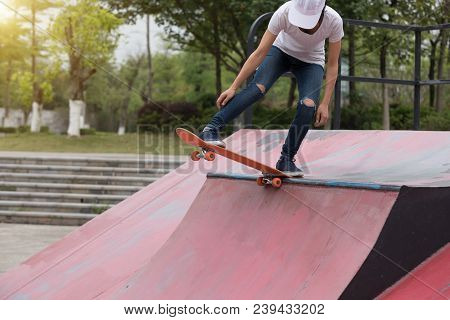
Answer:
[
  {"xmin": 0, "ymin": 18, "xmax": 27, "ymax": 126},
  {"xmin": 145, "ymin": 14, "xmax": 154, "ymax": 101},
  {"xmin": 51, "ymin": 0, "xmax": 122, "ymax": 136},
  {"xmin": 329, "ymin": 0, "xmax": 370, "ymax": 106},
  {"xmin": 118, "ymin": 54, "xmax": 145, "ymax": 135},
  {"xmin": 359, "ymin": 0, "xmax": 408, "ymax": 130},
  {"xmin": 104, "ymin": 0, "xmax": 285, "ymax": 97},
  {"xmin": 396, "ymin": 0, "xmax": 449, "ymax": 111},
  {"xmin": 14, "ymin": 0, "xmax": 61, "ymax": 132}
]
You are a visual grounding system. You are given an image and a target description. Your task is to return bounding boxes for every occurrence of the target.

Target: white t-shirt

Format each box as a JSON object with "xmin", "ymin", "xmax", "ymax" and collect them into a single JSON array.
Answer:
[{"xmin": 268, "ymin": 1, "xmax": 344, "ymax": 68}]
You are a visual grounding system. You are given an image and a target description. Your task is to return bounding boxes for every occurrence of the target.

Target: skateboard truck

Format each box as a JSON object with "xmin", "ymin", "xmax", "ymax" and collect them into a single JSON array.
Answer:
[{"xmin": 256, "ymin": 176, "xmax": 283, "ymax": 188}]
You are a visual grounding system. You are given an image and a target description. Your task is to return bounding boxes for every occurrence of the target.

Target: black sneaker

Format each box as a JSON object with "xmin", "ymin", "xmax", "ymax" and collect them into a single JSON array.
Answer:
[
  {"xmin": 199, "ymin": 127, "xmax": 226, "ymax": 148},
  {"xmin": 276, "ymin": 156, "xmax": 304, "ymax": 177}
]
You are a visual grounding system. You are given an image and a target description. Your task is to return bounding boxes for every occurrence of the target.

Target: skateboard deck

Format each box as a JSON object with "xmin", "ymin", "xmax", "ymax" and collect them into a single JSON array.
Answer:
[{"xmin": 176, "ymin": 128, "xmax": 303, "ymax": 188}]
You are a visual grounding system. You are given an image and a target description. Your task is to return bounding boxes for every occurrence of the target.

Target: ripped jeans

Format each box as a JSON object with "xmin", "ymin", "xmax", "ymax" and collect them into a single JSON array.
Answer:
[{"xmin": 207, "ymin": 46, "xmax": 324, "ymax": 159}]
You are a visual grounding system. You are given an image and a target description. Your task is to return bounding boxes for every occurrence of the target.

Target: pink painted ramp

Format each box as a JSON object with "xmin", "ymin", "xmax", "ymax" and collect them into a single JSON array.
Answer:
[
  {"xmin": 221, "ymin": 130, "xmax": 450, "ymax": 187},
  {"xmin": 0, "ymin": 166, "xmax": 205, "ymax": 299},
  {"xmin": 377, "ymin": 245, "xmax": 450, "ymax": 300},
  {"xmin": 103, "ymin": 178, "xmax": 397, "ymax": 300}
]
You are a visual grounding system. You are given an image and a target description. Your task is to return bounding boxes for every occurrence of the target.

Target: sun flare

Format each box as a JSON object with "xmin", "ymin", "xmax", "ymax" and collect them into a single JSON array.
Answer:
[{"xmin": 0, "ymin": 0, "xmax": 15, "ymax": 21}]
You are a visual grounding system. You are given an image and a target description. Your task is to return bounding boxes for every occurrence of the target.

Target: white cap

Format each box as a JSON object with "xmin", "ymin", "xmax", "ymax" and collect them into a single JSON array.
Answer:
[{"xmin": 288, "ymin": 0, "xmax": 326, "ymax": 29}]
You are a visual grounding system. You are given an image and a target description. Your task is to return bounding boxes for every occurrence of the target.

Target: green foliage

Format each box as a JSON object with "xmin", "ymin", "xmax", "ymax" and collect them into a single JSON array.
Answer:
[
  {"xmin": 51, "ymin": 0, "xmax": 122, "ymax": 100},
  {"xmin": 421, "ymin": 108, "xmax": 450, "ymax": 131},
  {"xmin": 0, "ymin": 127, "xmax": 17, "ymax": 134},
  {"xmin": 105, "ymin": 0, "xmax": 285, "ymax": 72},
  {"xmin": 341, "ymin": 103, "xmax": 450, "ymax": 131},
  {"xmin": 80, "ymin": 128, "xmax": 97, "ymax": 135},
  {"xmin": 253, "ymin": 104, "xmax": 297, "ymax": 129},
  {"xmin": 17, "ymin": 126, "xmax": 30, "ymax": 133},
  {"xmin": 11, "ymin": 71, "xmax": 53, "ymax": 110},
  {"xmin": 51, "ymin": 0, "xmax": 122, "ymax": 66}
]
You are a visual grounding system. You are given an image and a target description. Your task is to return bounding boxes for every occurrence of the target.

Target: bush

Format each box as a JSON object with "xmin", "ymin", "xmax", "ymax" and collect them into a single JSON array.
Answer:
[
  {"xmin": 253, "ymin": 104, "xmax": 297, "ymax": 129},
  {"xmin": 80, "ymin": 128, "xmax": 96, "ymax": 135},
  {"xmin": 421, "ymin": 108, "xmax": 450, "ymax": 131},
  {"xmin": 17, "ymin": 126, "xmax": 30, "ymax": 133},
  {"xmin": 341, "ymin": 103, "xmax": 450, "ymax": 131},
  {"xmin": 137, "ymin": 101, "xmax": 202, "ymax": 133},
  {"xmin": 341, "ymin": 103, "xmax": 382, "ymax": 130},
  {"xmin": 0, "ymin": 127, "xmax": 17, "ymax": 134}
]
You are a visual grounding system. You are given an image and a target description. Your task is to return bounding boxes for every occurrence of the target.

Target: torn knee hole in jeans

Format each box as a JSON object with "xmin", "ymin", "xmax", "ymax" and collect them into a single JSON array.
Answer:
[
  {"xmin": 256, "ymin": 83, "xmax": 266, "ymax": 94},
  {"xmin": 302, "ymin": 98, "xmax": 316, "ymax": 107}
]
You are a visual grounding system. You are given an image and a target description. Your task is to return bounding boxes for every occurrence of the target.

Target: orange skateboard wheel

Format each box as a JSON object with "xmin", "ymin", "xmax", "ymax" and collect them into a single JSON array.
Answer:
[
  {"xmin": 256, "ymin": 177, "xmax": 265, "ymax": 186},
  {"xmin": 204, "ymin": 151, "xmax": 216, "ymax": 161},
  {"xmin": 191, "ymin": 150, "xmax": 201, "ymax": 161},
  {"xmin": 272, "ymin": 178, "xmax": 282, "ymax": 188}
]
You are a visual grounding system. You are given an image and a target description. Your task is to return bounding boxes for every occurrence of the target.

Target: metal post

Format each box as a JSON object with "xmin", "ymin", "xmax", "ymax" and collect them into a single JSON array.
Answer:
[
  {"xmin": 333, "ymin": 55, "xmax": 342, "ymax": 129},
  {"xmin": 413, "ymin": 30, "xmax": 421, "ymax": 130}
]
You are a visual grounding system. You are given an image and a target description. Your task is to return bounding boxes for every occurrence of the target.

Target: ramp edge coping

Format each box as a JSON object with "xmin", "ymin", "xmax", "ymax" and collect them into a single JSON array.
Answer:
[{"xmin": 207, "ymin": 173, "xmax": 402, "ymax": 191}]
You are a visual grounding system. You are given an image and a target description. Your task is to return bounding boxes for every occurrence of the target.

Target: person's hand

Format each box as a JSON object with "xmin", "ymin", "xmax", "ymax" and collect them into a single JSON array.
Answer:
[
  {"xmin": 314, "ymin": 103, "xmax": 329, "ymax": 127},
  {"xmin": 216, "ymin": 88, "xmax": 236, "ymax": 109}
]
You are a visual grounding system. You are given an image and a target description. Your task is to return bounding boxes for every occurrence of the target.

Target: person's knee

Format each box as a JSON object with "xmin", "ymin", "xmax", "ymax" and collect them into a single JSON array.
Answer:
[
  {"xmin": 256, "ymin": 83, "xmax": 266, "ymax": 94},
  {"xmin": 302, "ymin": 98, "xmax": 316, "ymax": 108}
]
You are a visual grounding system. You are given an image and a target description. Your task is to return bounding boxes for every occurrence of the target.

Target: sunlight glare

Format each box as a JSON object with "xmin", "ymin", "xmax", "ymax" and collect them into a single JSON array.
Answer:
[{"xmin": 0, "ymin": 0, "xmax": 15, "ymax": 21}]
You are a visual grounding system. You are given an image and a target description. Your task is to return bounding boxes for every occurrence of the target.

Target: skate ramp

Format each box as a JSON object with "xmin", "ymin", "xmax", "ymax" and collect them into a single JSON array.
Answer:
[
  {"xmin": 378, "ymin": 244, "xmax": 450, "ymax": 300},
  {"xmin": 0, "ymin": 163, "xmax": 206, "ymax": 299},
  {"xmin": 102, "ymin": 178, "xmax": 398, "ymax": 299},
  {"xmin": 0, "ymin": 130, "xmax": 449, "ymax": 299}
]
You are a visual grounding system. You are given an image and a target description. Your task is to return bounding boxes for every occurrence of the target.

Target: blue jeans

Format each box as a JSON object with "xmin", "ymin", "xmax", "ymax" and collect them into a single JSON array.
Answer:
[{"xmin": 207, "ymin": 46, "xmax": 324, "ymax": 159}]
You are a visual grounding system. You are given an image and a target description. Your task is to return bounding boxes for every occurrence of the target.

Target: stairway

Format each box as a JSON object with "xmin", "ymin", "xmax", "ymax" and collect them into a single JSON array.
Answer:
[{"xmin": 0, "ymin": 152, "xmax": 186, "ymax": 226}]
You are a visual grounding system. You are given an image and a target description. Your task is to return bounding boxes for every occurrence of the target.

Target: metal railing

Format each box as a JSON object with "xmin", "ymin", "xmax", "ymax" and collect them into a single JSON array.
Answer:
[{"xmin": 245, "ymin": 13, "xmax": 450, "ymax": 130}]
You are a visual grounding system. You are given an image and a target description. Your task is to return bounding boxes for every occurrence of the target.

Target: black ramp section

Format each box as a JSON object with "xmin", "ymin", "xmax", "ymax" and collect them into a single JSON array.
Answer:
[{"xmin": 340, "ymin": 186, "xmax": 450, "ymax": 299}]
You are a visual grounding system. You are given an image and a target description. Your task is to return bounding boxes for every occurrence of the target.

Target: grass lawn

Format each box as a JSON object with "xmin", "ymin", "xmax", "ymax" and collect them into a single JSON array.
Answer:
[{"xmin": 0, "ymin": 132, "xmax": 194, "ymax": 155}]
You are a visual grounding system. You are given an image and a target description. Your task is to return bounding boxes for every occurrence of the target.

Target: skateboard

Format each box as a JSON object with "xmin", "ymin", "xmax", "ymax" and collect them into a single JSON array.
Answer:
[{"xmin": 176, "ymin": 128, "xmax": 303, "ymax": 188}]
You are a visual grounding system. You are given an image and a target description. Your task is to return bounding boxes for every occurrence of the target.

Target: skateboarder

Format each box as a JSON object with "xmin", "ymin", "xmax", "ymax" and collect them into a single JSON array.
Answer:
[{"xmin": 199, "ymin": 0, "xmax": 344, "ymax": 175}]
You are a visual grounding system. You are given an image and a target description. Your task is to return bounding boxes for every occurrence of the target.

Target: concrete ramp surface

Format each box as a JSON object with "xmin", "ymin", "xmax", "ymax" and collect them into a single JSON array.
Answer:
[
  {"xmin": 0, "ymin": 130, "xmax": 449, "ymax": 299},
  {"xmin": 102, "ymin": 179, "xmax": 397, "ymax": 299}
]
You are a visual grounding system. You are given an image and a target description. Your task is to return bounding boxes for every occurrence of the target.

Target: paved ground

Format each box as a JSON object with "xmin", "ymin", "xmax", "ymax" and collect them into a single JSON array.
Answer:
[{"xmin": 0, "ymin": 223, "xmax": 76, "ymax": 274}]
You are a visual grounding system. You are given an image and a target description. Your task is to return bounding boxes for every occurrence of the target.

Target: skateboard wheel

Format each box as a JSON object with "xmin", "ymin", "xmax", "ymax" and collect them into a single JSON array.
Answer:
[
  {"xmin": 256, "ymin": 177, "xmax": 265, "ymax": 186},
  {"xmin": 191, "ymin": 150, "xmax": 201, "ymax": 161},
  {"xmin": 204, "ymin": 151, "xmax": 215, "ymax": 161},
  {"xmin": 272, "ymin": 178, "xmax": 282, "ymax": 188}
]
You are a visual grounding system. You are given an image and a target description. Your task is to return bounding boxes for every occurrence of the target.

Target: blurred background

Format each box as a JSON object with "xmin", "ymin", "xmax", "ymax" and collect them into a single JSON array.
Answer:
[{"xmin": 0, "ymin": 0, "xmax": 448, "ymax": 154}]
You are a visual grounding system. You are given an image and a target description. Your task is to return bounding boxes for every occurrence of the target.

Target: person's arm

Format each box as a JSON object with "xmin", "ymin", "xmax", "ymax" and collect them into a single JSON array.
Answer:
[
  {"xmin": 315, "ymin": 40, "xmax": 341, "ymax": 127},
  {"xmin": 217, "ymin": 30, "xmax": 277, "ymax": 108}
]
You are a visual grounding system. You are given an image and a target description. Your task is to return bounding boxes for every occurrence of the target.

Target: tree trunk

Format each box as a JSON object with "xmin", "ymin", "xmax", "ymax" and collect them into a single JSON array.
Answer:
[
  {"xmin": 380, "ymin": 38, "xmax": 390, "ymax": 130},
  {"xmin": 119, "ymin": 56, "xmax": 143, "ymax": 135},
  {"xmin": 67, "ymin": 65, "xmax": 95, "ymax": 136},
  {"xmin": 67, "ymin": 100, "xmax": 85, "ymax": 136},
  {"xmin": 212, "ymin": 5, "xmax": 222, "ymax": 96},
  {"xmin": 348, "ymin": 25, "xmax": 356, "ymax": 105},
  {"xmin": 30, "ymin": 87, "xmax": 43, "ymax": 132},
  {"xmin": 146, "ymin": 15, "xmax": 153, "ymax": 101},
  {"xmin": 3, "ymin": 60, "xmax": 13, "ymax": 126},
  {"xmin": 436, "ymin": 29, "xmax": 448, "ymax": 112},
  {"xmin": 118, "ymin": 102, "xmax": 127, "ymax": 135},
  {"xmin": 428, "ymin": 37, "xmax": 438, "ymax": 109},
  {"xmin": 30, "ymin": 102, "xmax": 43, "ymax": 132},
  {"xmin": 31, "ymin": 0, "xmax": 43, "ymax": 133},
  {"xmin": 287, "ymin": 77, "xmax": 296, "ymax": 109}
]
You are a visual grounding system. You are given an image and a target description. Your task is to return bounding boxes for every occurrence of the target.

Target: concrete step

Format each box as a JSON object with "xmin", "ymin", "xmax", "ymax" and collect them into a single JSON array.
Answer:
[
  {"xmin": 0, "ymin": 181, "xmax": 141, "ymax": 195},
  {"xmin": 0, "ymin": 210, "xmax": 95, "ymax": 226},
  {"xmin": 0, "ymin": 191, "xmax": 126, "ymax": 204},
  {"xmin": 0, "ymin": 200, "xmax": 111, "ymax": 214},
  {"xmin": 0, "ymin": 153, "xmax": 186, "ymax": 169},
  {"xmin": 0, "ymin": 173, "xmax": 156, "ymax": 186},
  {"xmin": 0, "ymin": 163, "xmax": 170, "ymax": 177}
]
